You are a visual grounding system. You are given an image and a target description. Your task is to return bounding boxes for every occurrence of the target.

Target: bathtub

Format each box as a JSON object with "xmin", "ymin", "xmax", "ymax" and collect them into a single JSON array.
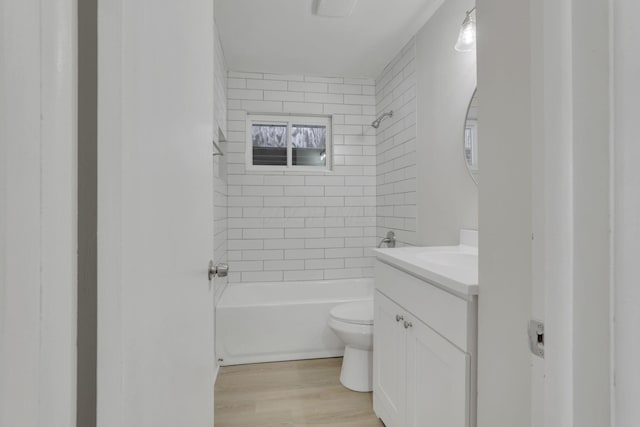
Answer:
[{"xmin": 215, "ymin": 278, "xmax": 374, "ymax": 366}]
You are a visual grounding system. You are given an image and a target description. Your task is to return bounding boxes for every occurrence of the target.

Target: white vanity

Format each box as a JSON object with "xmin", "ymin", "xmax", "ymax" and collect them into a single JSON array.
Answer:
[{"xmin": 372, "ymin": 232, "xmax": 478, "ymax": 427}]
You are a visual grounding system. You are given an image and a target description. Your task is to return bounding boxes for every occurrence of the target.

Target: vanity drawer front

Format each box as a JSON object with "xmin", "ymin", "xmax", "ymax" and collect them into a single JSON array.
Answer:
[{"xmin": 375, "ymin": 260, "xmax": 469, "ymax": 351}]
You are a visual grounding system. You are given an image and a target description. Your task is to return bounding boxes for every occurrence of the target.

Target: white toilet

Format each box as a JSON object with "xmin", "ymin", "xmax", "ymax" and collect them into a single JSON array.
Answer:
[{"xmin": 328, "ymin": 300, "xmax": 374, "ymax": 392}]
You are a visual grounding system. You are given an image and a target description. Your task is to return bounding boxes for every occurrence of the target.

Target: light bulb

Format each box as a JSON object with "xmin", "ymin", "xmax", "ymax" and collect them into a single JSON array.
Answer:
[{"xmin": 455, "ymin": 10, "xmax": 476, "ymax": 52}]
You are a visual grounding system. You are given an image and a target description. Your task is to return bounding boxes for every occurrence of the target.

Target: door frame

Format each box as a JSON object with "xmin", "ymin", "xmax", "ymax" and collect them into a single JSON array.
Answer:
[
  {"xmin": 477, "ymin": 0, "xmax": 612, "ymax": 426},
  {"xmin": 536, "ymin": 1, "xmax": 611, "ymax": 425},
  {"xmin": 0, "ymin": 0, "xmax": 77, "ymax": 425},
  {"xmin": 611, "ymin": 0, "xmax": 640, "ymax": 424},
  {"xmin": 96, "ymin": 0, "xmax": 124, "ymax": 423}
]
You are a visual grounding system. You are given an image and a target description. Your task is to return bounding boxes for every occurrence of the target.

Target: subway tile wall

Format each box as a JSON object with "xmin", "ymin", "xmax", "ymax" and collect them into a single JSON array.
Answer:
[
  {"xmin": 375, "ymin": 38, "xmax": 418, "ymax": 246},
  {"xmin": 226, "ymin": 71, "xmax": 378, "ymax": 282},
  {"xmin": 213, "ymin": 25, "xmax": 228, "ymax": 301}
]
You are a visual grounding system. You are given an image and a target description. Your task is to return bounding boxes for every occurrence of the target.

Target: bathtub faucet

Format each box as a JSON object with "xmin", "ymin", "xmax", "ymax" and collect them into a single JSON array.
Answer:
[{"xmin": 377, "ymin": 231, "xmax": 396, "ymax": 248}]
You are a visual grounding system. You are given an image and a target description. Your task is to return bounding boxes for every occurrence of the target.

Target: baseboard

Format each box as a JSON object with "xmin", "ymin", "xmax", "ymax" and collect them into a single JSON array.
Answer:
[{"xmin": 218, "ymin": 349, "xmax": 344, "ymax": 366}]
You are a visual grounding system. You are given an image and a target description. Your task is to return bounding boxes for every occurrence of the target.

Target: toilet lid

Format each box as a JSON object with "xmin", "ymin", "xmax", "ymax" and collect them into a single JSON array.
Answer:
[{"xmin": 330, "ymin": 300, "xmax": 374, "ymax": 325}]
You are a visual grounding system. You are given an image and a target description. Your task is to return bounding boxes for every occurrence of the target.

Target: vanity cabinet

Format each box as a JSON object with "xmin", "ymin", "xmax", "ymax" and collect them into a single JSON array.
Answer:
[
  {"xmin": 373, "ymin": 293, "xmax": 408, "ymax": 426},
  {"xmin": 373, "ymin": 260, "xmax": 477, "ymax": 427}
]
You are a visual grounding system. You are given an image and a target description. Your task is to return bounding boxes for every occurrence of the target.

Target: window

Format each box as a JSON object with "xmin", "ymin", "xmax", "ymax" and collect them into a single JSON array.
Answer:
[{"xmin": 246, "ymin": 115, "xmax": 331, "ymax": 170}]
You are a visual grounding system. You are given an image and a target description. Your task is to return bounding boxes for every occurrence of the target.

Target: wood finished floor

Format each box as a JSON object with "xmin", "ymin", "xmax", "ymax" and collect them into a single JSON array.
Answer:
[{"xmin": 214, "ymin": 358, "xmax": 385, "ymax": 427}]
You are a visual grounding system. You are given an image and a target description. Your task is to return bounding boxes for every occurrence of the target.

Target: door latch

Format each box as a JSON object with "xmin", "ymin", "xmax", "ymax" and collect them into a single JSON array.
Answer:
[
  {"xmin": 208, "ymin": 260, "xmax": 229, "ymax": 280},
  {"xmin": 528, "ymin": 320, "xmax": 544, "ymax": 358}
]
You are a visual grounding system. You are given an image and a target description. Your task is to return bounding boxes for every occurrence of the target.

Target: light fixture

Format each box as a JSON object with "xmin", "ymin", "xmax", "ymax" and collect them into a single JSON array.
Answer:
[
  {"xmin": 455, "ymin": 7, "xmax": 476, "ymax": 52},
  {"xmin": 320, "ymin": 150, "xmax": 326, "ymax": 161}
]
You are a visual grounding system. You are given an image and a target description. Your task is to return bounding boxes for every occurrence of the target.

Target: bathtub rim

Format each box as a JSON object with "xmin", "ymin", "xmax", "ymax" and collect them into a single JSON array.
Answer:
[{"xmin": 216, "ymin": 277, "xmax": 374, "ymax": 308}]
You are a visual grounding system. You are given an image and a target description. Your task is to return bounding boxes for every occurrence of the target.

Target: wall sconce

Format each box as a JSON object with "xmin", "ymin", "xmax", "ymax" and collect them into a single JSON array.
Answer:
[{"xmin": 455, "ymin": 7, "xmax": 476, "ymax": 52}]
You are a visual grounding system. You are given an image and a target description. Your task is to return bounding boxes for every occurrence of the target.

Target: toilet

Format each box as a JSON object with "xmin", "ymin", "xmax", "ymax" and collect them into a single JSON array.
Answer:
[{"xmin": 328, "ymin": 300, "xmax": 374, "ymax": 392}]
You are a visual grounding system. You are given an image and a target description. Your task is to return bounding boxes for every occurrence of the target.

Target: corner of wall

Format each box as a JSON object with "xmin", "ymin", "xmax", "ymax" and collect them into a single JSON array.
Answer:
[
  {"xmin": 375, "ymin": 37, "xmax": 418, "ymax": 247},
  {"xmin": 414, "ymin": 0, "xmax": 478, "ymax": 246}
]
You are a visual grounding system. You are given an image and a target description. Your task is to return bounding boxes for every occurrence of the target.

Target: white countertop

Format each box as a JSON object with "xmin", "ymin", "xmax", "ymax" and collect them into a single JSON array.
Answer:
[{"xmin": 373, "ymin": 245, "xmax": 479, "ymax": 298}]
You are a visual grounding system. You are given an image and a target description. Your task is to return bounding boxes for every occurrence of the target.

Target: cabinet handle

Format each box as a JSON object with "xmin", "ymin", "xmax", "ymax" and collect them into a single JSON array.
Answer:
[
  {"xmin": 396, "ymin": 314, "xmax": 404, "ymax": 322},
  {"xmin": 403, "ymin": 320, "xmax": 413, "ymax": 329}
]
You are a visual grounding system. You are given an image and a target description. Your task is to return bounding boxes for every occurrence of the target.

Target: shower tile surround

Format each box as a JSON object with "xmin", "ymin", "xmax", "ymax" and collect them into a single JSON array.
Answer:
[
  {"xmin": 375, "ymin": 38, "xmax": 418, "ymax": 247},
  {"xmin": 213, "ymin": 24, "xmax": 229, "ymax": 302},
  {"xmin": 225, "ymin": 72, "xmax": 378, "ymax": 282}
]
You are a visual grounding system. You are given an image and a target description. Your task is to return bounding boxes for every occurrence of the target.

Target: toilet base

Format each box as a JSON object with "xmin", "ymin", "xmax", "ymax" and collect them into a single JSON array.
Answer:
[{"xmin": 339, "ymin": 345, "xmax": 373, "ymax": 392}]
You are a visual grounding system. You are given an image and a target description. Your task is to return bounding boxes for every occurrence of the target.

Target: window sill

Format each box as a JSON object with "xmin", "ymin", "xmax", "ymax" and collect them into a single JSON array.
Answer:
[{"xmin": 244, "ymin": 166, "xmax": 334, "ymax": 175}]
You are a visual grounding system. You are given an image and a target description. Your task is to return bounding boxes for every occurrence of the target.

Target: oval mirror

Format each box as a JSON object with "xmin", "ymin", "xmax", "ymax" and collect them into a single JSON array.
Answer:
[{"xmin": 463, "ymin": 88, "xmax": 478, "ymax": 184}]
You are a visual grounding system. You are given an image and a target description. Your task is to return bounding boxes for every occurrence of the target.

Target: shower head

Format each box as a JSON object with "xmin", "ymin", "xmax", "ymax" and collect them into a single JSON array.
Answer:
[{"xmin": 371, "ymin": 110, "xmax": 393, "ymax": 129}]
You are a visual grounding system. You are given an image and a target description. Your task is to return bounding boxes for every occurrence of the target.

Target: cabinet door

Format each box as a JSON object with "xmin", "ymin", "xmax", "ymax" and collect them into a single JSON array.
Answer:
[
  {"xmin": 406, "ymin": 316, "xmax": 470, "ymax": 427},
  {"xmin": 373, "ymin": 291, "xmax": 407, "ymax": 427}
]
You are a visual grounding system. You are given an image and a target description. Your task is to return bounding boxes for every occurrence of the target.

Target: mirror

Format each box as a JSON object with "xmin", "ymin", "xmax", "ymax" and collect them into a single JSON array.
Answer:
[{"xmin": 463, "ymin": 88, "xmax": 479, "ymax": 184}]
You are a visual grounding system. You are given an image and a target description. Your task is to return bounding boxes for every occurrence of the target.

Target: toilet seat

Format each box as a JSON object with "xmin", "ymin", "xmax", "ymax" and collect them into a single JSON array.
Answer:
[{"xmin": 329, "ymin": 300, "xmax": 374, "ymax": 325}]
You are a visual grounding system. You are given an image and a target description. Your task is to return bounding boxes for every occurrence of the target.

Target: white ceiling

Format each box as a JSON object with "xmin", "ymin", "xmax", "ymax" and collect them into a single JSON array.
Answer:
[{"xmin": 215, "ymin": 0, "xmax": 446, "ymax": 79}]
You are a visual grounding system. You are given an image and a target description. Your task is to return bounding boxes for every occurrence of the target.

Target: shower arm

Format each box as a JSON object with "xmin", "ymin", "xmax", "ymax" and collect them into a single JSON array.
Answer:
[{"xmin": 371, "ymin": 110, "xmax": 394, "ymax": 129}]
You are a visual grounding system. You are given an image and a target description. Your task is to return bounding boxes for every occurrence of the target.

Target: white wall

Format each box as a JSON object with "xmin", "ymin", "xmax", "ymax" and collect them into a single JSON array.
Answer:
[
  {"xmin": 613, "ymin": 0, "xmax": 640, "ymax": 425},
  {"xmin": 225, "ymin": 72, "xmax": 377, "ymax": 283},
  {"xmin": 375, "ymin": 0, "xmax": 477, "ymax": 249},
  {"xmin": 416, "ymin": 0, "xmax": 478, "ymax": 246},
  {"xmin": 0, "ymin": 0, "xmax": 77, "ymax": 425},
  {"xmin": 375, "ymin": 38, "xmax": 418, "ymax": 247}
]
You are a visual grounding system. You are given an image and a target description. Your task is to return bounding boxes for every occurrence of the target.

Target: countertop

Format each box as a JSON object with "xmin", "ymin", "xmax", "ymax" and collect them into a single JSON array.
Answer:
[{"xmin": 373, "ymin": 245, "xmax": 479, "ymax": 298}]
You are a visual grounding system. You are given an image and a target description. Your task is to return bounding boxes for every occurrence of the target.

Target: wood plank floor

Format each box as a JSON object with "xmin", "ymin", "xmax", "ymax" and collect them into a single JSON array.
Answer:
[{"xmin": 215, "ymin": 358, "xmax": 385, "ymax": 427}]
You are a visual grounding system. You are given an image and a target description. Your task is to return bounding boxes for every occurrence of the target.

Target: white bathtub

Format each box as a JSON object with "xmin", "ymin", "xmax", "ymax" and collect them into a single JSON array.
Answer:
[{"xmin": 215, "ymin": 278, "xmax": 374, "ymax": 366}]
